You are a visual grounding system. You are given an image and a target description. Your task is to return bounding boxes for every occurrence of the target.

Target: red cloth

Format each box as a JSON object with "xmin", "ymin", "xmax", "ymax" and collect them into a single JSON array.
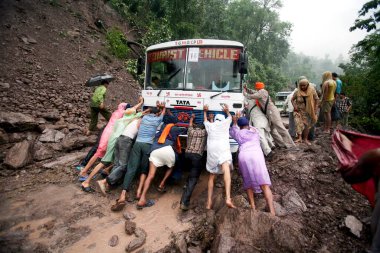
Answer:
[{"xmin": 332, "ymin": 129, "xmax": 380, "ymax": 207}]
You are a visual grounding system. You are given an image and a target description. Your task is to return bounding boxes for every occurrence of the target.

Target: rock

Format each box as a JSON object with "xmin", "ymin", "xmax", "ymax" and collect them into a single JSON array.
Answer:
[
  {"xmin": 67, "ymin": 30, "xmax": 80, "ymax": 37},
  {"xmin": 187, "ymin": 246, "xmax": 202, "ymax": 253},
  {"xmin": 4, "ymin": 140, "xmax": 33, "ymax": 169},
  {"xmin": 0, "ymin": 111, "xmax": 39, "ymax": 132},
  {"xmin": 39, "ymin": 109, "xmax": 60, "ymax": 121},
  {"xmin": 176, "ymin": 234, "xmax": 187, "ymax": 253},
  {"xmin": 8, "ymin": 132, "xmax": 27, "ymax": 143},
  {"xmin": 38, "ymin": 129, "xmax": 65, "ymax": 143},
  {"xmin": 61, "ymin": 131, "xmax": 96, "ymax": 151},
  {"xmin": 273, "ymin": 201, "xmax": 288, "ymax": 217},
  {"xmin": 214, "ymin": 234, "xmax": 236, "ymax": 253},
  {"xmin": 0, "ymin": 128, "xmax": 9, "ymax": 144},
  {"xmin": 123, "ymin": 211, "xmax": 136, "ymax": 220},
  {"xmin": 108, "ymin": 235, "xmax": 118, "ymax": 247},
  {"xmin": 125, "ymin": 220, "xmax": 136, "ymax": 235},
  {"xmin": 33, "ymin": 142, "xmax": 55, "ymax": 161},
  {"xmin": 282, "ymin": 189, "xmax": 307, "ymax": 214},
  {"xmin": 0, "ymin": 82, "xmax": 10, "ymax": 89},
  {"xmin": 232, "ymin": 195, "xmax": 250, "ymax": 209},
  {"xmin": 42, "ymin": 151, "xmax": 87, "ymax": 169},
  {"xmin": 126, "ymin": 228, "xmax": 147, "ymax": 252},
  {"xmin": 344, "ymin": 215, "xmax": 362, "ymax": 238}
]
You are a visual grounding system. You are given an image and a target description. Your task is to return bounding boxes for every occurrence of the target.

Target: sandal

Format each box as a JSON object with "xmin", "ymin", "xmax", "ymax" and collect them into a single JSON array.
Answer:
[
  {"xmin": 136, "ymin": 199, "xmax": 155, "ymax": 210},
  {"xmin": 156, "ymin": 186, "xmax": 166, "ymax": 193},
  {"xmin": 81, "ymin": 185, "xmax": 94, "ymax": 193},
  {"xmin": 111, "ymin": 199, "xmax": 126, "ymax": 212}
]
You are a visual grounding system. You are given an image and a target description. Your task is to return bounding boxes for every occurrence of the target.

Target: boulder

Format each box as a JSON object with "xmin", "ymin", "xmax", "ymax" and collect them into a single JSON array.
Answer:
[
  {"xmin": 108, "ymin": 235, "xmax": 118, "ymax": 247},
  {"xmin": 125, "ymin": 220, "xmax": 136, "ymax": 235},
  {"xmin": 38, "ymin": 129, "xmax": 65, "ymax": 143},
  {"xmin": 33, "ymin": 142, "xmax": 55, "ymax": 161},
  {"xmin": 282, "ymin": 189, "xmax": 307, "ymax": 214},
  {"xmin": 61, "ymin": 131, "xmax": 96, "ymax": 151},
  {"xmin": 42, "ymin": 151, "xmax": 87, "ymax": 169},
  {"xmin": 0, "ymin": 111, "xmax": 39, "ymax": 132},
  {"xmin": 4, "ymin": 140, "xmax": 33, "ymax": 169},
  {"xmin": 126, "ymin": 228, "xmax": 147, "ymax": 252},
  {"xmin": 123, "ymin": 211, "xmax": 136, "ymax": 220}
]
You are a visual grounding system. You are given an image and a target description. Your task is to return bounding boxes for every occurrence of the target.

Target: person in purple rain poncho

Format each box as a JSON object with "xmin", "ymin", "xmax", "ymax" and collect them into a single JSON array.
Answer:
[{"xmin": 229, "ymin": 112, "xmax": 275, "ymax": 215}]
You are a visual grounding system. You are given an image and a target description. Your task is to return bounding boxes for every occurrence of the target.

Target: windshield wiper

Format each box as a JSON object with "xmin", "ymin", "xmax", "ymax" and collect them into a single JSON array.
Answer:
[
  {"xmin": 157, "ymin": 68, "xmax": 182, "ymax": 97},
  {"xmin": 210, "ymin": 89, "xmax": 241, "ymax": 99}
]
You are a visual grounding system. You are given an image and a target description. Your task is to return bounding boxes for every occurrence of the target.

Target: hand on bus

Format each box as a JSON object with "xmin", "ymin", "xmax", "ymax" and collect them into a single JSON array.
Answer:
[
  {"xmin": 191, "ymin": 113, "xmax": 195, "ymax": 120},
  {"xmin": 232, "ymin": 115, "xmax": 238, "ymax": 125},
  {"xmin": 222, "ymin": 103, "xmax": 229, "ymax": 113},
  {"xmin": 203, "ymin": 105, "xmax": 209, "ymax": 111},
  {"xmin": 138, "ymin": 96, "xmax": 144, "ymax": 104}
]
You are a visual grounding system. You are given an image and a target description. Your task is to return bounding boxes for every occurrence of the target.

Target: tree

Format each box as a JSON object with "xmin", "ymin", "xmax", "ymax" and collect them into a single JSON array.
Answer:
[{"xmin": 339, "ymin": 0, "xmax": 380, "ymax": 134}]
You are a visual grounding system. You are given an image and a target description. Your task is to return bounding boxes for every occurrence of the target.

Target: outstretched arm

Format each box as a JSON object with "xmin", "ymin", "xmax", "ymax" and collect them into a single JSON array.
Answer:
[
  {"xmin": 132, "ymin": 96, "xmax": 144, "ymax": 110},
  {"xmin": 189, "ymin": 113, "xmax": 195, "ymax": 127},
  {"xmin": 203, "ymin": 105, "xmax": 209, "ymax": 123}
]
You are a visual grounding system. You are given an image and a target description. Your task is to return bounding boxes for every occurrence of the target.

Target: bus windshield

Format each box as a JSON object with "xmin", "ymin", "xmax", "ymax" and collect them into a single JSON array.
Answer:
[{"xmin": 146, "ymin": 47, "xmax": 241, "ymax": 92}]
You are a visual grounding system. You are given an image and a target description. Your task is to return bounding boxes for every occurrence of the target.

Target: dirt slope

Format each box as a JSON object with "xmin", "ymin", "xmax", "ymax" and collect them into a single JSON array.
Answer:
[{"xmin": 0, "ymin": 0, "xmax": 140, "ymax": 129}]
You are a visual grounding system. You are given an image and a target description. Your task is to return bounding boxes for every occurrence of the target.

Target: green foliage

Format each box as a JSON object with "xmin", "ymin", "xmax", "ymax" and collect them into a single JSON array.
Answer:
[
  {"xmin": 339, "ymin": 0, "xmax": 380, "ymax": 134},
  {"xmin": 350, "ymin": 0, "xmax": 380, "ymax": 32},
  {"xmin": 105, "ymin": 27, "xmax": 130, "ymax": 59},
  {"xmin": 350, "ymin": 116, "xmax": 380, "ymax": 135},
  {"xmin": 107, "ymin": 0, "xmax": 293, "ymax": 93},
  {"xmin": 125, "ymin": 59, "xmax": 144, "ymax": 84}
]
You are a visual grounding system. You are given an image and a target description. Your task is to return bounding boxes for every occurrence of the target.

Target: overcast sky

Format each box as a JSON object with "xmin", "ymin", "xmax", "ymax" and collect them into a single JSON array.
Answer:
[{"xmin": 279, "ymin": 0, "xmax": 369, "ymax": 60}]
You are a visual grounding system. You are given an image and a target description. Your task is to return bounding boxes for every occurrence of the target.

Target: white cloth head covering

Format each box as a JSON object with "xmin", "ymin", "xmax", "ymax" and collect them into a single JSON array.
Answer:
[{"xmin": 215, "ymin": 114, "xmax": 225, "ymax": 122}]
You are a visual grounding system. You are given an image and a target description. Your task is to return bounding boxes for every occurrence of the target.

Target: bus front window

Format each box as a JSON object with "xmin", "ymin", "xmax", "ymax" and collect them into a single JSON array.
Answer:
[
  {"xmin": 146, "ymin": 49, "xmax": 186, "ymax": 89},
  {"xmin": 186, "ymin": 47, "xmax": 241, "ymax": 91}
]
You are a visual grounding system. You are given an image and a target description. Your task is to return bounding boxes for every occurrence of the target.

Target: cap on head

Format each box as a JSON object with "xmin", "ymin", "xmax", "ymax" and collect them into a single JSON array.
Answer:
[
  {"xmin": 255, "ymin": 82, "xmax": 265, "ymax": 90},
  {"xmin": 237, "ymin": 117, "xmax": 249, "ymax": 127},
  {"xmin": 215, "ymin": 114, "xmax": 225, "ymax": 122}
]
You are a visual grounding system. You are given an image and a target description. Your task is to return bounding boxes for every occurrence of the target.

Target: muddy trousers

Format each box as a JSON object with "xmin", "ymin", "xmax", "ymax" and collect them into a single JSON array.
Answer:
[
  {"xmin": 180, "ymin": 153, "xmax": 203, "ymax": 207},
  {"xmin": 106, "ymin": 136, "xmax": 134, "ymax": 186},
  {"xmin": 89, "ymin": 106, "xmax": 111, "ymax": 131},
  {"xmin": 288, "ymin": 112, "xmax": 296, "ymax": 138},
  {"xmin": 269, "ymin": 112, "xmax": 295, "ymax": 148},
  {"xmin": 372, "ymin": 192, "xmax": 380, "ymax": 253},
  {"xmin": 257, "ymin": 128, "xmax": 272, "ymax": 156},
  {"xmin": 122, "ymin": 141, "xmax": 151, "ymax": 191}
]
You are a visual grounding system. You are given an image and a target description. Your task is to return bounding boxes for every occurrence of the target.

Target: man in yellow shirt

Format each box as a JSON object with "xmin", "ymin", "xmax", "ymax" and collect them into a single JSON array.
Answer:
[{"xmin": 321, "ymin": 71, "xmax": 336, "ymax": 133}]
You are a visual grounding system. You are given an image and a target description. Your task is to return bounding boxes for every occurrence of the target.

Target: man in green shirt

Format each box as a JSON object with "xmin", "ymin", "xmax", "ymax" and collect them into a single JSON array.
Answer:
[{"xmin": 88, "ymin": 80, "xmax": 111, "ymax": 134}]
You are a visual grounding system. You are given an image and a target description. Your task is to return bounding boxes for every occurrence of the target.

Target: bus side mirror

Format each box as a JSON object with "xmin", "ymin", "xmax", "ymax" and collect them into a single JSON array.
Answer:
[
  {"xmin": 239, "ymin": 52, "xmax": 248, "ymax": 74},
  {"xmin": 137, "ymin": 57, "xmax": 144, "ymax": 75}
]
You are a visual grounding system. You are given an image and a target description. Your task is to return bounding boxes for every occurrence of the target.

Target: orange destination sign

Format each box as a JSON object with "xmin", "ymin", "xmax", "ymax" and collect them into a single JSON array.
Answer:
[{"xmin": 148, "ymin": 48, "xmax": 241, "ymax": 63}]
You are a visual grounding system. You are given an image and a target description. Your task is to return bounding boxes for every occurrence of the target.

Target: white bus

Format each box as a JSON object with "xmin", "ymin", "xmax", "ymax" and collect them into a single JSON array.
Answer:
[{"xmin": 137, "ymin": 39, "xmax": 248, "ymax": 150}]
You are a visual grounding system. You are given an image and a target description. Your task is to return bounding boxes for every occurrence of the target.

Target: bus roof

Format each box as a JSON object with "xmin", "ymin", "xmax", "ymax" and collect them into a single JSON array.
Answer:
[{"xmin": 147, "ymin": 39, "xmax": 244, "ymax": 51}]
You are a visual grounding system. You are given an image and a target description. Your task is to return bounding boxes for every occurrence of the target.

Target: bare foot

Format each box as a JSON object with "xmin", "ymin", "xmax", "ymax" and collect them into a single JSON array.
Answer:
[
  {"xmin": 206, "ymin": 201, "xmax": 212, "ymax": 210},
  {"xmin": 226, "ymin": 200, "xmax": 236, "ymax": 209},
  {"xmin": 294, "ymin": 139, "xmax": 302, "ymax": 144},
  {"xmin": 79, "ymin": 170, "xmax": 87, "ymax": 177},
  {"xmin": 250, "ymin": 205, "xmax": 256, "ymax": 210},
  {"xmin": 304, "ymin": 140, "xmax": 312, "ymax": 146},
  {"xmin": 81, "ymin": 181, "xmax": 90, "ymax": 188}
]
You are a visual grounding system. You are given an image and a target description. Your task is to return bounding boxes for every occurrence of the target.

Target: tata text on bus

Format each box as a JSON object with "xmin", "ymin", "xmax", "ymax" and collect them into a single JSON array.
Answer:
[{"xmin": 138, "ymin": 39, "xmax": 248, "ymax": 150}]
